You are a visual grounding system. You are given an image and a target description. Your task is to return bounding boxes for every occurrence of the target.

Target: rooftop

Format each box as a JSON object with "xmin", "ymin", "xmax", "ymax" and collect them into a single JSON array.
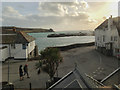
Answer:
[
  {"xmin": 95, "ymin": 16, "xmax": 120, "ymax": 36},
  {"xmin": 101, "ymin": 67, "xmax": 120, "ymax": 86},
  {"xmin": 49, "ymin": 67, "xmax": 120, "ymax": 89},
  {"xmin": 48, "ymin": 68, "xmax": 102, "ymax": 89},
  {"xmin": 1, "ymin": 30, "xmax": 35, "ymax": 44}
]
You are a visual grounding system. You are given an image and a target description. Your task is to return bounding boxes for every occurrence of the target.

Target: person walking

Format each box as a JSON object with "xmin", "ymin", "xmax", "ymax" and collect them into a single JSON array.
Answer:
[
  {"xmin": 24, "ymin": 64, "xmax": 30, "ymax": 78},
  {"xmin": 19, "ymin": 65, "xmax": 24, "ymax": 81}
]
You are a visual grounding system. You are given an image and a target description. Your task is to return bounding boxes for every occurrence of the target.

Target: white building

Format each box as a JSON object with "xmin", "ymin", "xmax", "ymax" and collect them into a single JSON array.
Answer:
[
  {"xmin": 0, "ymin": 30, "xmax": 37, "ymax": 61},
  {"xmin": 95, "ymin": 16, "xmax": 120, "ymax": 56}
]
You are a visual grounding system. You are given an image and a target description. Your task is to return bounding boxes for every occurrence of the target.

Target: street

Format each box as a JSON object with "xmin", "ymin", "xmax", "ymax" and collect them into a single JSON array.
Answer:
[
  {"xmin": 2, "ymin": 46, "xmax": 120, "ymax": 88},
  {"xmin": 60, "ymin": 46, "xmax": 120, "ymax": 80}
]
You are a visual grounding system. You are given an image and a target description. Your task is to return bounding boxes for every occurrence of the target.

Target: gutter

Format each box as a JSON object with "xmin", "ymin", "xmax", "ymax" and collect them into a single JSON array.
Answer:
[{"xmin": 101, "ymin": 67, "xmax": 120, "ymax": 83}]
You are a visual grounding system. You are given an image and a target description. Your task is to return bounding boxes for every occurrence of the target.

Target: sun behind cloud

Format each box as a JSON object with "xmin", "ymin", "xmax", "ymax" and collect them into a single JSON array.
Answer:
[{"xmin": 1, "ymin": 1, "xmax": 119, "ymax": 31}]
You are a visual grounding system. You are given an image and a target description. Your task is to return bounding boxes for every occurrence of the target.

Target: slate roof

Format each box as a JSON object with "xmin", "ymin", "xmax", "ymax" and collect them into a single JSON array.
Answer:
[
  {"xmin": 48, "ymin": 68, "xmax": 103, "ymax": 89},
  {"xmin": 2, "ymin": 29, "xmax": 17, "ymax": 34},
  {"xmin": 1, "ymin": 35, "xmax": 17, "ymax": 44},
  {"xmin": 95, "ymin": 19, "xmax": 108, "ymax": 30},
  {"xmin": 101, "ymin": 67, "xmax": 120, "ymax": 86},
  {"xmin": 95, "ymin": 17, "xmax": 120, "ymax": 36},
  {"xmin": 49, "ymin": 67, "xmax": 120, "ymax": 89},
  {"xmin": 15, "ymin": 31, "xmax": 35, "ymax": 44},
  {"xmin": 49, "ymin": 70, "xmax": 87, "ymax": 89},
  {"xmin": 113, "ymin": 17, "xmax": 120, "ymax": 36},
  {"xmin": 1, "ymin": 31, "xmax": 35, "ymax": 44}
]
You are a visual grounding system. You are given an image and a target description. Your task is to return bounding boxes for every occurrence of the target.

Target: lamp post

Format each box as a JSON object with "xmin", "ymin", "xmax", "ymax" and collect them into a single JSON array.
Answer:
[{"xmin": 8, "ymin": 44, "xmax": 11, "ymax": 84}]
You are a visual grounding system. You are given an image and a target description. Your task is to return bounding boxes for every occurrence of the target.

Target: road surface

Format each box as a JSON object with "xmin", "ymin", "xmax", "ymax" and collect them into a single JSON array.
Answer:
[{"xmin": 2, "ymin": 46, "xmax": 120, "ymax": 88}]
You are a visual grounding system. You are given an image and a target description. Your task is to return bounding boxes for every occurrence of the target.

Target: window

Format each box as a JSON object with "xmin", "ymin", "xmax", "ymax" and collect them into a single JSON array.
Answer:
[
  {"xmin": 114, "ymin": 36, "xmax": 117, "ymax": 41},
  {"xmin": 95, "ymin": 42, "xmax": 97, "ymax": 46},
  {"xmin": 11, "ymin": 44, "xmax": 15, "ymax": 49},
  {"xmin": 110, "ymin": 25, "xmax": 112, "ymax": 28},
  {"xmin": 97, "ymin": 37, "xmax": 99, "ymax": 41},
  {"xmin": 115, "ymin": 48, "xmax": 119, "ymax": 53},
  {"xmin": 103, "ymin": 35, "xmax": 105, "ymax": 42},
  {"xmin": 105, "ymin": 25, "xmax": 108, "ymax": 28},
  {"xmin": 22, "ymin": 44, "xmax": 26, "ymax": 49},
  {"xmin": 111, "ymin": 36, "xmax": 113, "ymax": 41}
]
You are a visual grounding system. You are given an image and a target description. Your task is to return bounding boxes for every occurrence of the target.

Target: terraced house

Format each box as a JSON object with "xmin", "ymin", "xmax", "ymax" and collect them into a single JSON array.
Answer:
[
  {"xmin": 0, "ymin": 28, "xmax": 38, "ymax": 61},
  {"xmin": 95, "ymin": 16, "xmax": 120, "ymax": 57}
]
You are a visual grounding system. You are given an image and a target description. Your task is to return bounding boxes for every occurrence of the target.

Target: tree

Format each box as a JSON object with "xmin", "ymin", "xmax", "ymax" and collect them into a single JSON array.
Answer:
[{"xmin": 36, "ymin": 47, "xmax": 63, "ymax": 81}]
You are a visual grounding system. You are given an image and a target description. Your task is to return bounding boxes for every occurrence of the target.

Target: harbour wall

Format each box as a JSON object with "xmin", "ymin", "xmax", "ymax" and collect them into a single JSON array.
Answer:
[{"xmin": 51, "ymin": 42, "xmax": 95, "ymax": 51}]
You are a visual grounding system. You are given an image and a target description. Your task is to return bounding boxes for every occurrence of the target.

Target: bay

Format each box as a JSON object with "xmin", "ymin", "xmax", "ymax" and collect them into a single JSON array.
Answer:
[{"xmin": 28, "ymin": 31, "xmax": 95, "ymax": 51}]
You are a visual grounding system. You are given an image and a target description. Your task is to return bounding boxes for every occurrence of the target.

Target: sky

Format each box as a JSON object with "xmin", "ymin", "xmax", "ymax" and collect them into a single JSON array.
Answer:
[{"xmin": 1, "ymin": 0, "xmax": 119, "ymax": 31}]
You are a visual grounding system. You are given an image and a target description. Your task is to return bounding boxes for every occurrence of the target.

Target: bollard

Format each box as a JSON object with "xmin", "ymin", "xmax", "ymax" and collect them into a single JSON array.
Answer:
[{"xmin": 29, "ymin": 83, "xmax": 31, "ymax": 90}]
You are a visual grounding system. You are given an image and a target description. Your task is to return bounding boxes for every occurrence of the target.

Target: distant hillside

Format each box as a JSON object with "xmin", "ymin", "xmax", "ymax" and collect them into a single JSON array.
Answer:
[{"xmin": 1, "ymin": 26, "xmax": 54, "ymax": 33}]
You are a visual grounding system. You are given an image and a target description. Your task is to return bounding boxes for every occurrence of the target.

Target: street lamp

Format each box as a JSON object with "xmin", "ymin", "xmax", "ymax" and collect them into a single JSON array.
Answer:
[{"xmin": 8, "ymin": 44, "xmax": 11, "ymax": 84}]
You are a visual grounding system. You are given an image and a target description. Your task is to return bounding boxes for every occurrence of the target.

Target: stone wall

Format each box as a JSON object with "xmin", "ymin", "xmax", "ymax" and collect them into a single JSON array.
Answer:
[{"xmin": 51, "ymin": 42, "xmax": 95, "ymax": 51}]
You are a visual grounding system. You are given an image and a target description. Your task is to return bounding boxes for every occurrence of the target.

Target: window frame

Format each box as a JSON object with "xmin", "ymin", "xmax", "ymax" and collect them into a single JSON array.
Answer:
[
  {"xmin": 22, "ymin": 44, "xmax": 26, "ymax": 49},
  {"xmin": 11, "ymin": 44, "xmax": 15, "ymax": 49}
]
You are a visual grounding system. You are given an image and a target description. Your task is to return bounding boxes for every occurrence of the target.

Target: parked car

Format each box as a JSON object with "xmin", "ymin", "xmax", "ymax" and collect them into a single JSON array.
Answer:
[{"xmin": 117, "ymin": 53, "xmax": 120, "ymax": 59}]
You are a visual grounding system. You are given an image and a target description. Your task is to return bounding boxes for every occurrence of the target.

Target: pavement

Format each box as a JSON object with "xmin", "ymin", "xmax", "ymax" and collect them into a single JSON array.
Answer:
[
  {"xmin": 2, "ymin": 60, "xmax": 49, "ymax": 89},
  {"xmin": 60, "ymin": 46, "xmax": 120, "ymax": 80},
  {"xmin": 2, "ymin": 46, "xmax": 120, "ymax": 89}
]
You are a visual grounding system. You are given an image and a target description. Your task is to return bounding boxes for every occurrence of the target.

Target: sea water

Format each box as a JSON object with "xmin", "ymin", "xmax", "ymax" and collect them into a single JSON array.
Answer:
[{"xmin": 28, "ymin": 31, "xmax": 95, "ymax": 51}]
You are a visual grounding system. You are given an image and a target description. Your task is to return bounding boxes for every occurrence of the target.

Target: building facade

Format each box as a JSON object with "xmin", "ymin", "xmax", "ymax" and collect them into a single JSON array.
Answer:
[
  {"xmin": 95, "ymin": 16, "xmax": 120, "ymax": 56},
  {"xmin": 0, "ymin": 30, "xmax": 37, "ymax": 61}
]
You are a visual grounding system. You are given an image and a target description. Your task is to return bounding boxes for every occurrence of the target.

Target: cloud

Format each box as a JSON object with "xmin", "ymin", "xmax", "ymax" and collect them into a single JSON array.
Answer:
[
  {"xmin": 38, "ymin": 1, "xmax": 89, "ymax": 16},
  {"xmin": 17, "ymin": 5, "xmax": 25, "ymax": 9},
  {"xmin": 38, "ymin": 2, "xmax": 67, "ymax": 16},
  {"xmin": 0, "ymin": 18, "xmax": 2, "ymax": 26},
  {"xmin": 2, "ymin": 8, "xmax": 65, "ymax": 27},
  {"xmin": 0, "ymin": 18, "xmax": 2, "ymax": 22},
  {"xmin": 25, "ymin": 14, "xmax": 64, "ymax": 26},
  {"xmin": 2, "ymin": 2, "xmax": 97, "ymax": 30},
  {"xmin": 80, "ymin": 1, "xmax": 89, "ymax": 9},
  {"xmin": 3, "ymin": 6, "xmax": 22, "ymax": 17}
]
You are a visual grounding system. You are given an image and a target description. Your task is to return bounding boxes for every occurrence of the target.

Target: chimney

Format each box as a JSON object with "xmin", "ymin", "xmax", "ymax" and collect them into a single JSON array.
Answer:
[
  {"xmin": 108, "ymin": 15, "xmax": 113, "ymax": 30},
  {"xmin": 13, "ymin": 27, "xmax": 16, "ymax": 32},
  {"xmin": 110, "ymin": 15, "xmax": 112, "ymax": 19}
]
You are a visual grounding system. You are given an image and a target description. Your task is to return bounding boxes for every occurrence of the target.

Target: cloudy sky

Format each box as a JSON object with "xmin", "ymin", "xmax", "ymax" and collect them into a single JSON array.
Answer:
[{"xmin": 1, "ymin": 0, "xmax": 119, "ymax": 31}]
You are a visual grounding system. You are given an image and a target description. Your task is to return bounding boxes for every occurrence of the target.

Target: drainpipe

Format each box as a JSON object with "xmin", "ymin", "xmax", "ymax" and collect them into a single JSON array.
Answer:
[{"xmin": 28, "ymin": 43, "xmax": 29, "ymax": 60}]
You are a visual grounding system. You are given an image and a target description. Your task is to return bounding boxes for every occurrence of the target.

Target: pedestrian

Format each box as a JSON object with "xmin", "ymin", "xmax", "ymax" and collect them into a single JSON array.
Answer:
[
  {"xmin": 24, "ymin": 64, "xmax": 30, "ymax": 78},
  {"xmin": 19, "ymin": 65, "xmax": 24, "ymax": 81}
]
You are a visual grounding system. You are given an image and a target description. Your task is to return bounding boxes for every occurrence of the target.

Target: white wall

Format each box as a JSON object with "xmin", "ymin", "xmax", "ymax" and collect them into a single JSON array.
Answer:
[
  {"xmin": 110, "ymin": 27, "xmax": 119, "ymax": 56},
  {"xmin": 1, "ymin": 44, "xmax": 27, "ymax": 59},
  {"xmin": 95, "ymin": 17, "xmax": 120, "ymax": 56},
  {"xmin": 14, "ymin": 44, "xmax": 27, "ymax": 59},
  {"xmin": 1, "ymin": 40, "xmax": 36, "ymax": 60},
  {"xmin": 0, "ymin": 46, "xmax": 9, "ymax": 61},
  {"xmin": 14, "ymin": 40, "xmax": 35, "ymax": 59},
  {"xmin": 27, "ymin": 40, "xmax": 35, "ymax": 53},
  {"xmin": 95, "ymin": 29, "xmax": 106, "ymax": 47},
  {"xmin": 118, "ymin": 36, "xmax": 120, "ymax": 48}
]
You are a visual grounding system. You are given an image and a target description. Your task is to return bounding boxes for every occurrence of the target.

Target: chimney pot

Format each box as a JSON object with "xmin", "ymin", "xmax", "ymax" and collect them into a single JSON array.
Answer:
[
  {"xmin": 13, "ymin": 27, "xmax": 16, "ymax": 32},
  {"xmin": 110, "ymin": 15, "xmax": 112, "ymax": 18}
]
